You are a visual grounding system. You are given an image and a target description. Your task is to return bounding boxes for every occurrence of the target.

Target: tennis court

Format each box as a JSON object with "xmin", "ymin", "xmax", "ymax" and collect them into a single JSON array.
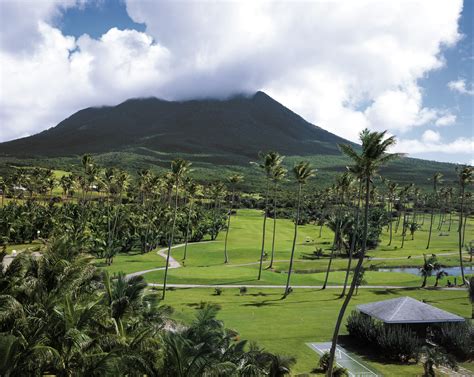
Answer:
[{"xmin": 307, "ymin": 342, "xmax": 379, "ymax": 377}]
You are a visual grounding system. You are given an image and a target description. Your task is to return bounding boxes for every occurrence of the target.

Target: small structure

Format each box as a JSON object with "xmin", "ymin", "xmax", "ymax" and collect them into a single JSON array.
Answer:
[{"xmin": 357, "ymin": 296, "xmax": 464, "ymax": 325}]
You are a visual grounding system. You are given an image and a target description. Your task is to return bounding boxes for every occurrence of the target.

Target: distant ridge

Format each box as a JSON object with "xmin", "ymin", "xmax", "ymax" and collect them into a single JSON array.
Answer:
[
  {"xmin": 0, "ymin": 91, "xmax": 351, "ymax": 162},
  {"xmin": 0, "ymin": 91, "xmax": 460, "ymax": 187}
]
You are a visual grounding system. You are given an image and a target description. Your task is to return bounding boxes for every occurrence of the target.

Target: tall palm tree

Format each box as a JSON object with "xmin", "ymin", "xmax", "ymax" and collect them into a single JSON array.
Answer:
[
  {"xmin": 456, "ymin": 166, "xmax": 473, "ymax": 284},
  {"xmin": 340, "ymin": 166, "xmax": 363, "ymax": 298},
  {"xmin": 224, "ymin": 174, "xmax": 243, "ymax": 263},
  {"xmin": 162, "ymin": 158, "xmax": 192, "ymax": 299},
  {"xmin": 426, "ymin": 172, "xmax": 443, "ymax": 249},
  {"xmin": 268, "ymin": 165, "xmax": 287, "ymax": 269},
  {"xmin": 59, "ymin": 175, "xmax": 74, "ymax": 200},
  {"xmin": 182, "ymin": 181, "xmax": 202, "ymax": 261},
  {"xmin": 387, "ymin": 181, "xmax": 398, "ymax": 246},
  {"xmin": 283, "ymin": 161, "xmax": 315, "ymax": 298},
  {"xmin": 253, "ymin": 152, "xmax": 285, "ymax": 280},
  {"xmin": 323, "ymin": 172, "xmax": 353, "ymax": 290},
  {"xmin": 327, "ymin": 129, "xmax": 400, "ymax": 376}
]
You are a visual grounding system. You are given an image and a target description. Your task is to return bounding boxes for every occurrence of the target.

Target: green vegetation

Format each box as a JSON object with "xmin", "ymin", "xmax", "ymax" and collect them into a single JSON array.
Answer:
[{"xmin": 0, "ymin": 127, "xmax": 472, "ymax": 376}]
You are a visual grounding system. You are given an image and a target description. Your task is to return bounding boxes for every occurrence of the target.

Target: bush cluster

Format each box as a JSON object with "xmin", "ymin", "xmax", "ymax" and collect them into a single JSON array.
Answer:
[
  {"xmin": 430, "ymin": 322, "xmax": 474, "ymax": 360},
  {"xmin": 346, "ymin": 311, "xmax": 422, "ymax": 363}
]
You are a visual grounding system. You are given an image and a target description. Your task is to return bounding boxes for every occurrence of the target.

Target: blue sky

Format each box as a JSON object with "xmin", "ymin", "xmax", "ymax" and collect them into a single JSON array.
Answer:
[{"xmin": 0, "ymin": 0, "xmax": 472, "ymax": 164}]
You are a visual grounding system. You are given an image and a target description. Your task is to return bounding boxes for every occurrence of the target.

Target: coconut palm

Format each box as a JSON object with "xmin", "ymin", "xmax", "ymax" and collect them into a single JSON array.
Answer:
[
  {"xmin": 323, "ymin": 172, "xmax": 354, "ymax": 290},
  {"xmin": 283, "ymin": 161, "xmax": 315, "ymax": 298},
  {"xmin": 327, "ymin": 129, "xmax": 400, "ymax": 376},
  {"xmin": 223, "ymin": 174, "xmax": 243, "ymax": 263},
  {"xmin": 253, "ymin": 151, "xmax": 285, "ymax": 280},
  {"xmin": 420, "ymin": 254, "xmax": 437, "ymax": 288},
  {"xmin": 182, "ymin": 181, "xmax": 202, "ymax": 261},
  {"xmin": 427, "ymin": 172, "xmax": 443, "ymax": 249},
  {"xmin": 162, "ymin": 158, "xmax": 192, "ymax": 299},
  {"xmin": 456, "ymin": 165, "xmax": 472, "ymax": 284},
  {"xmin": 434, "ymin": 270, "xmax": 448, "ymax": 287},
  {"xmin": 59, "ymin": 174, "xmax": 74, "ymax": 200},
  {"xmin": 340, "ymin": 166, "xmax": 363, "ymax": 298},
  {"xmin": 268, "ymin": 165, "xmax": 287, "ymax": 269},
  {"xmin": 387, "ymin": 181, "xmax": 398, "ymax": 246}
]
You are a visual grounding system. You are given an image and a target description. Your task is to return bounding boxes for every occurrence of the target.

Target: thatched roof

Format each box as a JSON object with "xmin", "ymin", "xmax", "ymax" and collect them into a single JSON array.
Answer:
[{"xmin": 357, "ymin": 297, "xmax": 465, "ymax": 324}]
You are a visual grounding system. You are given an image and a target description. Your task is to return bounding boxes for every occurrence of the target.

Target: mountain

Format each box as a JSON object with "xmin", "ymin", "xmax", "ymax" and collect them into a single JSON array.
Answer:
[
  {"xmin": 0, "ymin": 92, "xmax": 350, "ymax": 162},
  {"xmin": 0, "ymin": 91, "xmax": 459, "ymax": 187}
]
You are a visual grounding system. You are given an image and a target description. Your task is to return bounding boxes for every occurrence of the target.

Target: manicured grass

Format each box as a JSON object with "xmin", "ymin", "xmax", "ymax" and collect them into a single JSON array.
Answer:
[
  {"xmin": 161, "ymin": 287, "xmax": 471, "ymax": 376},
  {"xmin": 94, "ymin": 250, "xmax": 166, "ymax": 275}
]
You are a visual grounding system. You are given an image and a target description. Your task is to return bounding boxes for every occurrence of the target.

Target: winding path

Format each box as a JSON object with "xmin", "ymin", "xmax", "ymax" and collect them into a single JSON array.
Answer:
[{"xmin": 125, "ymin": 241, "xmax": 215, "ymax": 279}]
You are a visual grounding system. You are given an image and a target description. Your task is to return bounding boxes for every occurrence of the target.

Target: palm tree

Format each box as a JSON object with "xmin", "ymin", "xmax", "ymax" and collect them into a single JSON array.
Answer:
[
  {"xmin": 434, "ymin": 269, "xmax": 448, "ymax": 287},
  {"xmin": 268, "ymin": 165, "xmax": 287, "ymax": 269},
  {"xmin": 323, "ymin": 172, "xmax": 353, "ymax": 290},
  {"xmin": 182, "ymin": 181, "xmax": 202, "ymax": 261},
  {"xmin": 162, "ymin": 158, "xmax": 192, "ymax": 299},
  {"xmin": 340, "ymin": 166, "xmax": 363, "ymax": 298},
  {"xmin": 223, "ymin": 174, "xmax": 243, "ymax": 263},
  {"xmin": 387, "ymin": 181, "xmax": 398, "ymax": 246},
  {"xmin": 456, "ymin": 166, "xmax": 472, "ymax": 284},
  {"xmin": 427, "ymin": 172, "xmax": 443, "ymax": 249},
  {"xmin": 283, "ymin": 161, "xmax": 315, "ymax": 297},
  {"xmin": 253, "ymin": 152, "xmax": 285, "ymax": 280},
  {"xmin": 59, "ymin": 175, "xmax": 74, "ymax": 200},
  {"xmin": 420, "ymin": 254, "xmax": 436, "ymax": 288},
  {"xmin": 327, "ymin": 129, "xmax": 400, "ymax": 376}
]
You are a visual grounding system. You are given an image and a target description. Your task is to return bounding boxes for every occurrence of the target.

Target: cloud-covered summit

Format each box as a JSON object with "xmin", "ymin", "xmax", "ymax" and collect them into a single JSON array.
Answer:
[{"xmin": 0, "ymin": 0, "xmax": 472, "ymax": 163}]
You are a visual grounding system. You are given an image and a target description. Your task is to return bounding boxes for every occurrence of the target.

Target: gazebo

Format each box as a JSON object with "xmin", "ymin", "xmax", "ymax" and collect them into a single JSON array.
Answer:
[{"xmin": 357, "ymin": 296, "xmax": 464, "ymax": 335}]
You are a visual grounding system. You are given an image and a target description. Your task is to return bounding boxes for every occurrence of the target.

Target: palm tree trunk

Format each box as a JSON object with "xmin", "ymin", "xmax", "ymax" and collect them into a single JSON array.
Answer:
[
  {"xmin": 427, "ymin": 207, "xmax": 434, "ymax": 249},
  {"xmin": 341, "ymin": 181, "xmax": 362, "ymax": 298},
  {"xmin": 401, "ymin": 212, "xmax": 407, "ymax": 248},
  {"xmin": 268, "ymin": 184, "xmax": 278, "ymax": 269},
  {"xmin": 462, "ymin": 211, "xmax": 468, "ymax": 247},
  {"xmin": 162, "ymin": 182, "xmax": 179, "ymax": 299},
  {"xmin": 182, "ymin": 201, "xmax": 193, "ymax": 261},
  {"xmin": 224, "ymin": 188, "xmax": 235, "ymax": 263},
  {"xmin": 459, "ymin": 187, "xmax": 466, "ymax": 284},
  {"xmin": 322, "ymin": 221, "xmax": 338, "ymax": 290},
  {"xmin": 283, "ymin": 184, "xmax": 302, "ymax": 297},
  {"xmin": 257, "ymin": 181, "xmax": 270, "ymax": 280},
  {"xmin": 327, "ymin": 175, "xmax": 370, "ymax": 377},
  {"xmin": 388, "ymin": 199, "xmax": 393, "ymax": 246}
]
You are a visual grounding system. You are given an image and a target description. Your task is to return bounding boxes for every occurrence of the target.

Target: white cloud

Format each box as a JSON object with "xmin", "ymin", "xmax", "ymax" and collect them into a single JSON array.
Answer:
[
  {"xmin": 393, "ymin": 135, "xmax": 474, "ymax": 154},
  {"xmin": 448, "ymin": 78, "xmax": 474, "ymax": 95},
  {"xmin": 0, "ymin": 0, "xmax": 464, "ymax": 144},
  {"xmin": 422, "ymin": 130, "xmax": 441, "ymax": 143},
  {"xmin": 435, "ymin": 113, "xmax": 456, "ymax": 127}
]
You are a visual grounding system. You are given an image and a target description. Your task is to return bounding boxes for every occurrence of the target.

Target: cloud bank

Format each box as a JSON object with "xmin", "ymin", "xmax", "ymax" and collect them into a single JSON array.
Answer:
[{"xmin": 0, "ymin": 0, "xmax": 471, "ymax": 162}]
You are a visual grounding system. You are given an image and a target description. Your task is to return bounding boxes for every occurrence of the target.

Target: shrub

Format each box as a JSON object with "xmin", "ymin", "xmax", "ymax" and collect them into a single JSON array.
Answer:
[
  {"xmin": 239, "ymin": 286, "xmax": 248, "ymax": 295},
  {"xmin": 347, "ymin": 311, "xmax": 422, "ymax": 363},
  {"xmin": 318, "ymin": 352, "xmax": 330, "ymax": 371},
  {"xmin": 376, "ymin": 325, "xmax": 421, "ymax": 362},
  {"xmin": 214, "ymin": 288, "xmax": 223, "ymax": 296},
  {"xmin": 431, "ymin": 322, "xmax": 474, "ymax": 360}
]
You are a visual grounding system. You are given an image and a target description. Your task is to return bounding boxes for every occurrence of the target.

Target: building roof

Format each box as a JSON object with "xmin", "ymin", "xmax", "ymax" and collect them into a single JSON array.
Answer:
[{"xmin": 357, "ymin": 297, "xmax": 465, "ymax": 324}]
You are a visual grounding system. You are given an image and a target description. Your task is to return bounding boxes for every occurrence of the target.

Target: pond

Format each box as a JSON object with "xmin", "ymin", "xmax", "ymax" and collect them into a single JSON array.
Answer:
[{"xmin": 376, "ymin": 265, "xmax": 474, "ymax": 277}]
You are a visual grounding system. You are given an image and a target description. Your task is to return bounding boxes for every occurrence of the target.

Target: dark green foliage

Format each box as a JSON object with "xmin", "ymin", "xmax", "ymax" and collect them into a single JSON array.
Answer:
[
  {"xmin": 430, "ymin": 322, "xmax": 474, "ymax": 360},
  {"xmin": 346, "ymin": 311, "xmax": 422, "ymax": 363},
  {"xmin": 0, "ymin": 236, "xmax": 294, "ymax": 376}
]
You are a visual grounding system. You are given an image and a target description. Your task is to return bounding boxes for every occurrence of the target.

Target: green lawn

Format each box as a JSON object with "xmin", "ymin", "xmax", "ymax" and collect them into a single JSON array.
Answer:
[
  {"xmin": 8, "ymin": 208, "xmax": 472, "ymax": 375},
  {"xmin": 162, "ymin": 287, "xmax": 471, "ymax": 376}
]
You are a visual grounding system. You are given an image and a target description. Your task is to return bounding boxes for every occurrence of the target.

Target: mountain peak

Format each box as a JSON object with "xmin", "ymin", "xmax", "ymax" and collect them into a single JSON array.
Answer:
[{"xmin": 0, "ymin": 92, "xmax": 350, "ymax": 163}]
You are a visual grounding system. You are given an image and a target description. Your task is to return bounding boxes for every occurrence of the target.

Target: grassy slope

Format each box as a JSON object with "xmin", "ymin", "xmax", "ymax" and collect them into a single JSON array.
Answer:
[{"xmin": 162, "ymin": 287, "xmax": 470, "ymax": 376}]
